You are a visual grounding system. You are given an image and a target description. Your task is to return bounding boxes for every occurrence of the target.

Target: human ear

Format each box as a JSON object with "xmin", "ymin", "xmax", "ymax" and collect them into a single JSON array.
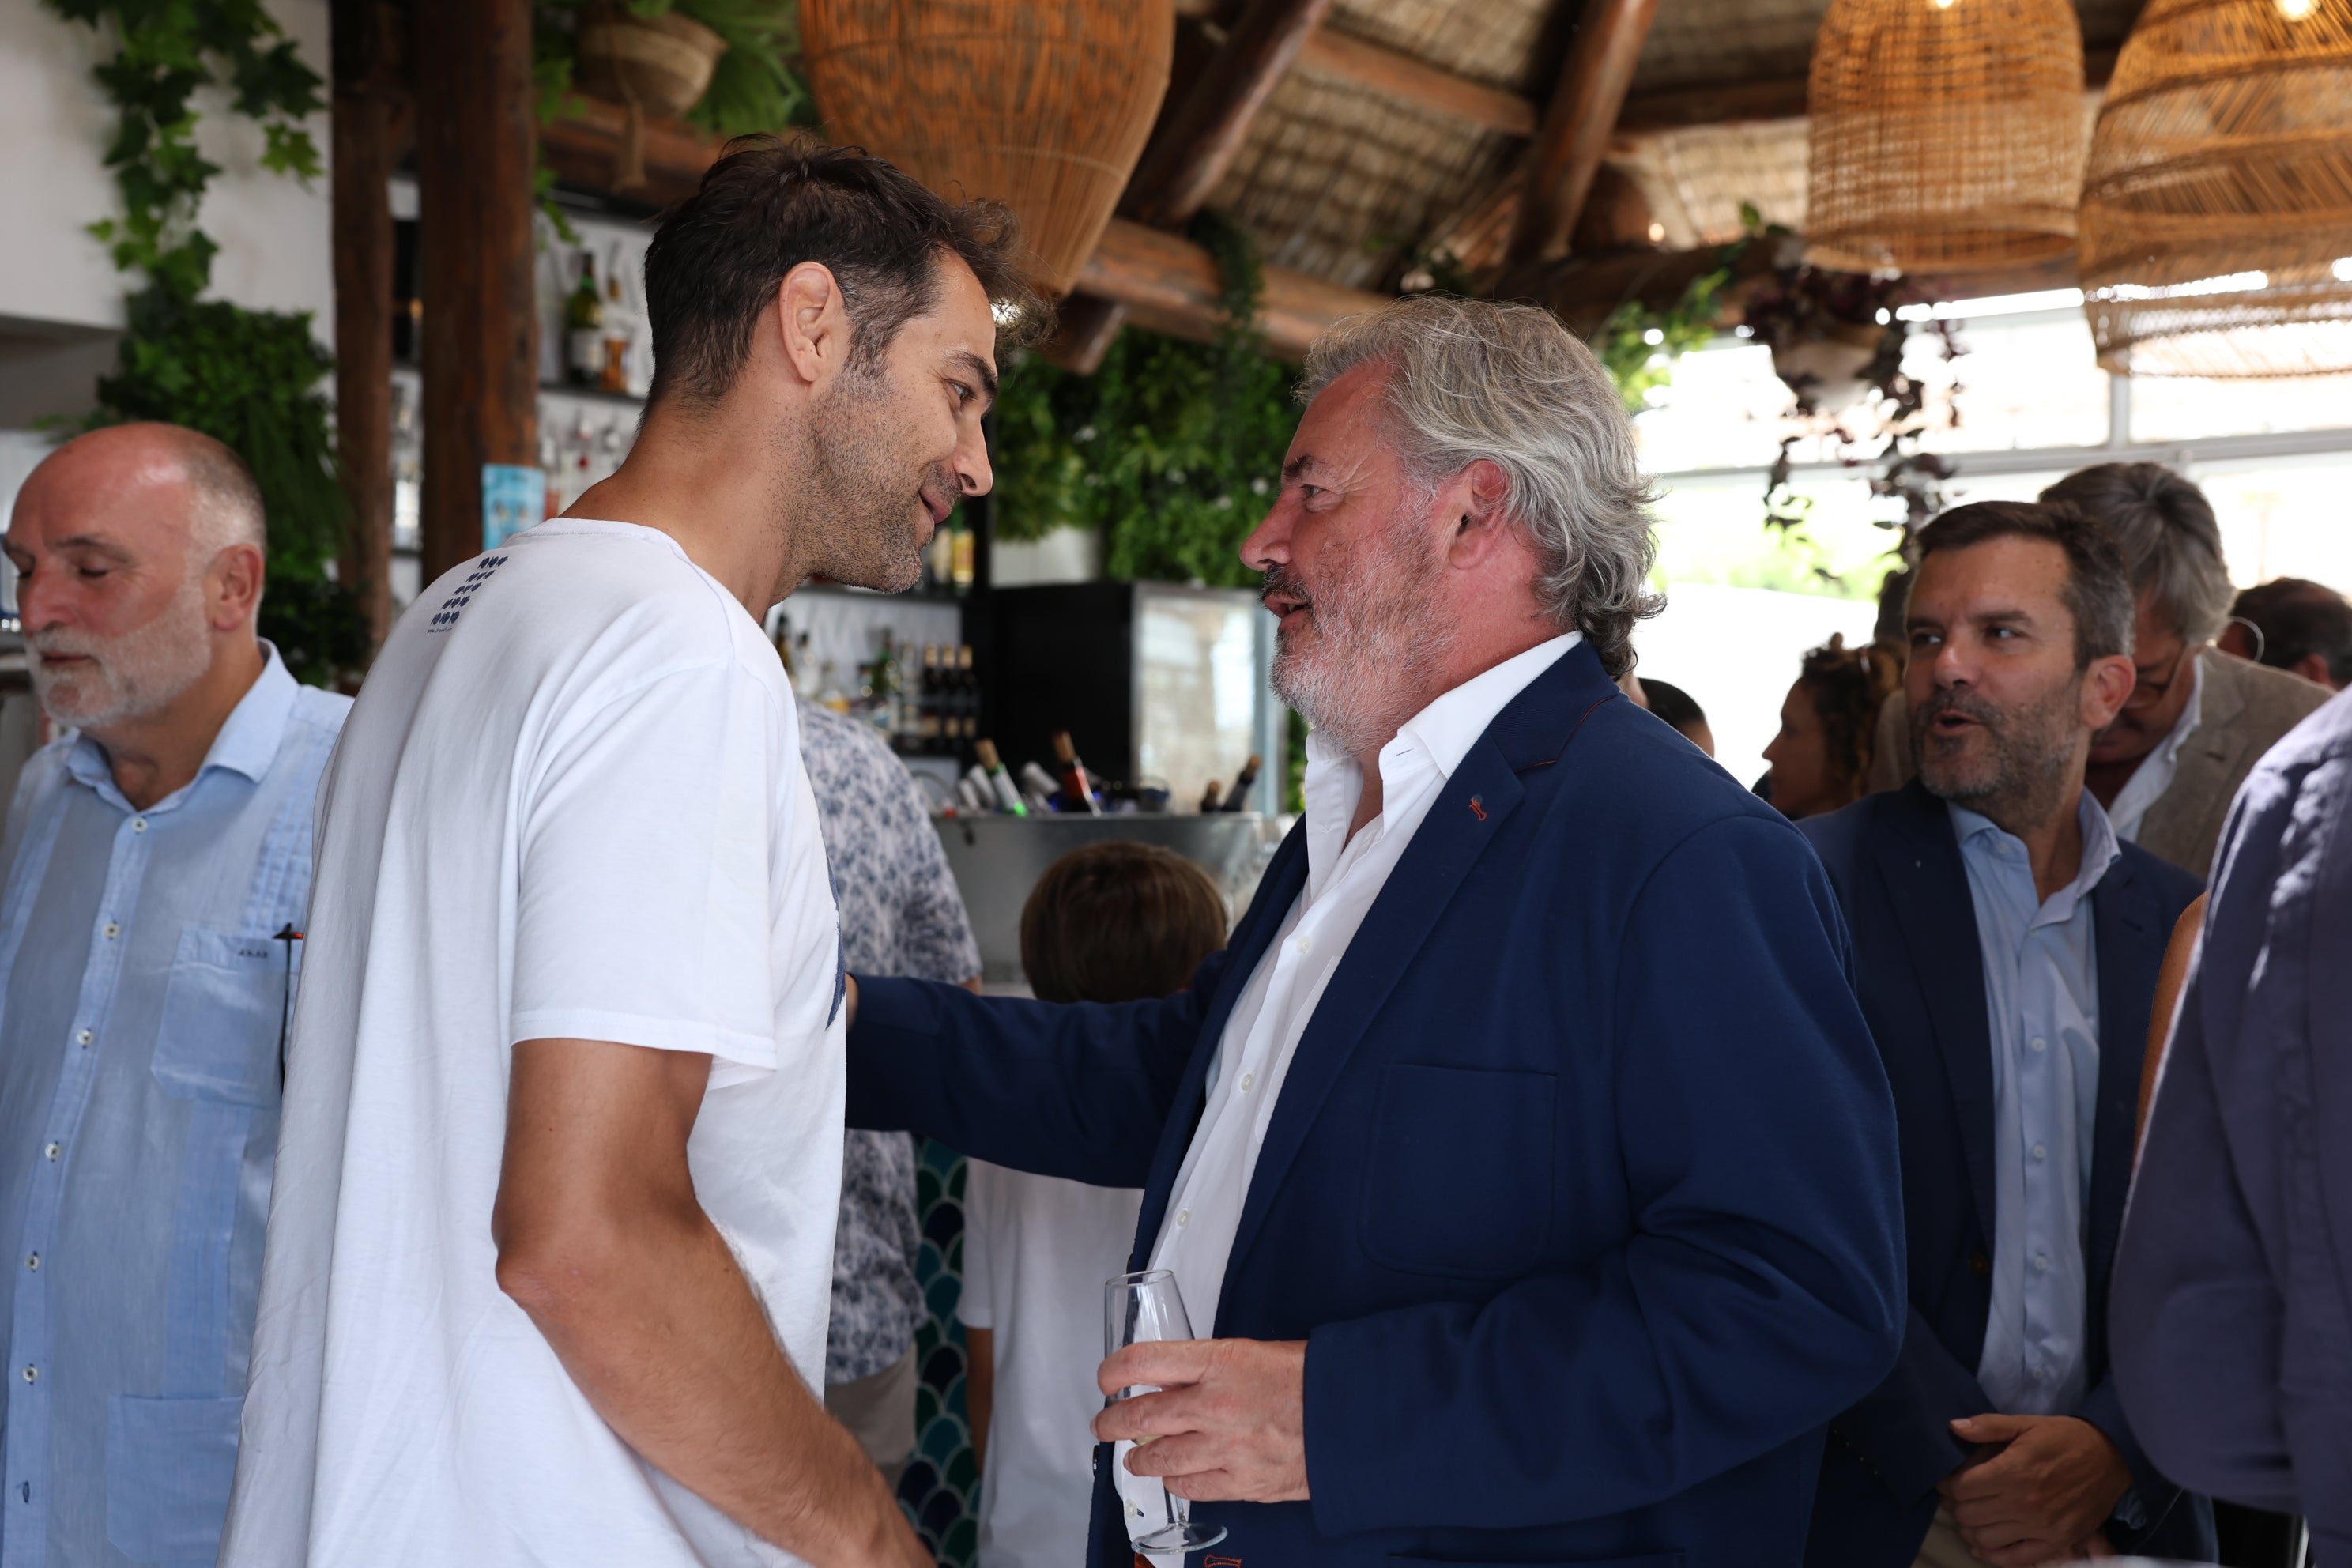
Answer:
[
  {"xmin": 209, "ymin": 542, "xmax": 266, "ymax": 631},
  {"xmin": 1442, "ymin": 459, "xmax": 1515, "ymax": 566},
  {"xmin": 2082, "ymin": 651, "xmax": 2137, "ymax": 729},
  {"xmin": 773, "ymin": 261, "xmax": 850, "ymax": 390}
]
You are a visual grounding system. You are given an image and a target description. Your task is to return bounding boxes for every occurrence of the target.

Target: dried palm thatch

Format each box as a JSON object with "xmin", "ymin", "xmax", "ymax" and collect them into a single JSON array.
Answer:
[
  {"xmin": 800, "ymin": 0, "xmax": 1173, "ymax": 297},
  {"xmin": 2079, "ymin": 0, "xmax": 2352, "ymax": 377},
  {"xmin": 1804, "ymin": 0, "xmax": 2087, "ymax": 273}
]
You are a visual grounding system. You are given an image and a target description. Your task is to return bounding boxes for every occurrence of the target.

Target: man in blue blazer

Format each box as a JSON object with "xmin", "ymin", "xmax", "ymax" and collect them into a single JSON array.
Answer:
[
  {"xmin": 1800, "ymin": 499, "xmax": 2214, "ymax": 1566},
  {"xmin": 846, "ymin": 297, "xmax": 1906, "ymax": 1565}
]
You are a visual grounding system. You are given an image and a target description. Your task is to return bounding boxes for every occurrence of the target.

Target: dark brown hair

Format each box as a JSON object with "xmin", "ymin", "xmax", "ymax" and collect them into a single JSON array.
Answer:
[
  {"xmin": 1020, "ymin": 842, "xmax": 1229, "ymax": 1006},
  {"xmin": 1794, "ymin": 633, "xmax": 1902, "ymax": 811},
  {"xmin": 643, "ymin": 134, "xmax": 1042, "ymax": 407},
  {"xmin": 1912, "ymin": 499, "xmax": 2136, "ymax": 668}
]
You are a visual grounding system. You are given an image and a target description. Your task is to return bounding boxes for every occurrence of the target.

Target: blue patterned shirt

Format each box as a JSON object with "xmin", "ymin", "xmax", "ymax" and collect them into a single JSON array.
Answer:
[
  {"xmin": 797, "ymin": 700, "xmax": 980, "ymax": 1384},
  {"xmin": 0, "ymin": 647, "xmax": 348, "ymax": 1566}
]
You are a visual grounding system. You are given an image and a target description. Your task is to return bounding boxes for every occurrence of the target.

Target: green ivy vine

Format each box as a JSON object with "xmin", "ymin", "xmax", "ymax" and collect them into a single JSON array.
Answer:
[
  {"xmin": 41, "ymin": 0, "xmax": 364, "ymax": 685},
  {"xmin": 990, "ymin": 212, "xmax": 1302, "ymax": 590}
]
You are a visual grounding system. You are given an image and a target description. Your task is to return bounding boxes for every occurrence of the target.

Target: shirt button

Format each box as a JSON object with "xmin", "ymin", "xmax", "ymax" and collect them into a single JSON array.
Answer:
[
  {"xmin": 1240, "ymin": 1072, "xmax": 1256, "ymax": 1092},
  {"xmin": 24, "ymin": 1254, "xmax": 36, "ymax": 1272},
  {"xmin": 2031, "ymin": 1036, "xmax": 2048, "ymax": 1053},
  {"xmin": 1176, "ymin": 1209, "xmax": 1191, "ymax": 1227},
  {"xmin": 74, "ymin": 1030, "xmax": 92, "ymax": 1047},
  {"xmin": 1294, "ymin": 936, "xmax": 1312, "ymax": 956},
  {"xmin": 2034, "ymin": 1253, "xmax": 2050, "ymax": 1272},
  {"xmin": 43, "ymin": 1144, "xmax": 59, "ymax": 1161},
  {"xmin": 19, "ymin": 1366, "xmax": 33, "ymax": 1384},
  {"xmin": 130, "ymin": 818, "xmax": 148, "ymax": 833},
  {"xmin": 2032, "ymin": 1144, "xmax": 2048, "ymax": 1161},
  {"xmin": 103, "ymin": 922, "xmax": 120, "ymax": 940}
]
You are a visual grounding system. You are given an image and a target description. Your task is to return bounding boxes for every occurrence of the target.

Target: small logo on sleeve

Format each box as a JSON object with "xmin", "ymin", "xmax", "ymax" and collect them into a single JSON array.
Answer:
[{"xmin": 425, "ymin": 554, "xmax": 510, "ymax": 634}]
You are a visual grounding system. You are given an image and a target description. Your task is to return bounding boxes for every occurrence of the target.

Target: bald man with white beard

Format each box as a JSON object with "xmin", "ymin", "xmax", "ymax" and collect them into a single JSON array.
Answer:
[{"xmin": 0, "ymin": 423, "xmax": 349, "ymax": 1566}]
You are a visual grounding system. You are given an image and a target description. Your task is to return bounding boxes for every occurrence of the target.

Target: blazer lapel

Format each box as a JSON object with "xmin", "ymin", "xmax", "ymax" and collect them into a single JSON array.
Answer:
[
  {"xmin": 1126, "ymin": 821, "xmax": 1309, "ymax": 1269},
  {"xmin": 1212, "ymin": 646, "xmax": 1625, "ymax": 1319},
  {"xmin": 2086, "ymin": 853, "xmax": 2160, "ymax": 1336},
  {"xmin": 1873, "ymin": 783, "xmax": 2000, "ymax": 1244}
]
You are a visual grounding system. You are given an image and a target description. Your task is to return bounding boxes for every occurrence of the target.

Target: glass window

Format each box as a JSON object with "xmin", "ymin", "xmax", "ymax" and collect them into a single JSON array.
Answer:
[
  {"xmin": 1633, "ymin": 340, "xmax": 1799, "ymax": 474},
  {"xmin": 2188, "ymin": 454, "xmax": 2352, "ymax": 594},
  {"xmin": 2132, "ymin": 370, "xmax": 2352, "ymax": 443},
  {"xmin": 1652, "ymin": 471, "xmax": 1897, "ymax": 601},
  {"xmin": 1909, "ymin": 314, "xmax": 2112, "ymax": 454}
]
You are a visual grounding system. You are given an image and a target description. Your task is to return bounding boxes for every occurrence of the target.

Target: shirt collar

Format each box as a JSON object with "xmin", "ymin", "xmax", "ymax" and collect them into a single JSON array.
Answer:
[
  {"xmin": 1301, "ymin": 630, "xmax": 1585, "ymax": 783},
  {"xmin": 1947, "ymin": 787, "xmax": 2120, "ymax": 922},
  {"xmin": 64, "ymin": 642, "xmax": 299, "ymax": 802}
]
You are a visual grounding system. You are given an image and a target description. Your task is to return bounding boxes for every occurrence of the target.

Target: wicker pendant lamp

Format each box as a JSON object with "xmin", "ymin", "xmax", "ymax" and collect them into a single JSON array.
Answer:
[
  {"xmin": 1805, "ymin": 0, "xmax": 2088, "ymax": 274},
  {"xmin": 800, "ymin": 0, "xmax": 1174, "ymax": 299},
  {"xmin": 2079, "ymin": 0, "xmax": 2352, "ymax": 377}
]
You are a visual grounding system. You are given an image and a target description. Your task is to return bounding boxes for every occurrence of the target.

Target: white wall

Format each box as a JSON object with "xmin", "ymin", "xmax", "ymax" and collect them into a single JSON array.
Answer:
[
  {"xmin": 0, "ymin": 0, "xmax": 334, "ymax": 340},
  {"xmin": 1632, "ymin": 581, "xmax": 1879, "ymax": 790}
]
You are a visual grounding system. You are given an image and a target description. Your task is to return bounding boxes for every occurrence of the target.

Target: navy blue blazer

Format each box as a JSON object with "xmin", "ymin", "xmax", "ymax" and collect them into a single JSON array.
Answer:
[
  {"xmin": 848, "ymin": 641, "xmax": 1907, "ymax": 1566},
  {"xmin": 1799, "ymin": 781, "xmax": 2213, "ymax": 1566}
]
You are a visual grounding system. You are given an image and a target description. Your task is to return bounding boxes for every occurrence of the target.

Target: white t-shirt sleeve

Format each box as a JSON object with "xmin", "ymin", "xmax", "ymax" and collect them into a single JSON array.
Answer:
[
  {"xmin": 959, "ymin": 1159, "xmax": 997, "ymax": 1330},
  {"xmin": 510, "ymin": 656, "xmax": 783, "ymax": 1083}
]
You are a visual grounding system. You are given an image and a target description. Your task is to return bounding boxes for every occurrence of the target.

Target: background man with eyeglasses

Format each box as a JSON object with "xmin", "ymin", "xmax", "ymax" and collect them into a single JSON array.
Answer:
[{"xmin": 2037, "ymin": 462, "xmax": 2328, "ymax": 879}]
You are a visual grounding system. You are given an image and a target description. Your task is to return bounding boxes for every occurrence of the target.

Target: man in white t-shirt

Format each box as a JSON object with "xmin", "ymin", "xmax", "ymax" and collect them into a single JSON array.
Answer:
[{"xmin": 221, "ymin": 138, "xmax": 1037, "ymax": 1567}]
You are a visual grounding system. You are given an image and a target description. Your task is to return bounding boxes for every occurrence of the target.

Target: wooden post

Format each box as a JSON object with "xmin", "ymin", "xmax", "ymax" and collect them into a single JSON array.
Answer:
[
  {"xmin": 412, "ymin": 0, "xmax": 539, "ymax": 585},
  {"xmin": 1126, "ymin": 0, "xmax": 1339, "ymax": 228},
  {"xmin": 1504, "ymin": 0, "xmax": 1661, "ymax": 271},
  {"xmin": 330, "ymin": 0, "xmax": 400, "ymax": 654}
]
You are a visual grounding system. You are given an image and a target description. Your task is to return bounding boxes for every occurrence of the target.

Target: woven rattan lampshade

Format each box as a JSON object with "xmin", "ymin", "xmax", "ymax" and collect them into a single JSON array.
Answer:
[
  {"xmin": 801, "ymin": 0, "xmax": 1173, "ymax": 298},
  {"xmin": 2079, "ymin": 0, "xmax": 2352, "ymax": 377},
  {"xmin": 1805, "ymin": 0, "xmax": 2087, "ymax": 273}
]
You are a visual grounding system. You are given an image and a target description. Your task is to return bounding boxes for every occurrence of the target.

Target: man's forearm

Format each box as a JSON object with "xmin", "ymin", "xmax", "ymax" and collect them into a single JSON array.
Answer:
[{"xmin": 499, "ymin": 1201, "xmax": 909, "ymax": 1565}]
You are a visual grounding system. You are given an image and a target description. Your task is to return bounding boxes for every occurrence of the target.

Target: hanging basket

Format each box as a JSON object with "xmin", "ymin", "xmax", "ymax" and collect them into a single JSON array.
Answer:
[
  {"xmin": 2079, "ymin": 0, "xmax": 2352, "ymax": 377},
  {"xmin": 1804, "ymin": 0, "xmax": 2088, "ymax": 274},
  {"xmin": 799, "ymin": 0, "xmax": 1174, "ymax": 298},
  {"xmin": 576, "ymin": 6, "xmax": 730, "ymax": 192}
]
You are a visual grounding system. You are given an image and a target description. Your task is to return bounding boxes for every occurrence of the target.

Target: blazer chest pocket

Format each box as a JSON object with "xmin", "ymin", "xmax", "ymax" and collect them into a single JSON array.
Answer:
[
  {"xmin": 150, "ymin": 928, "xmax": 288, "ymax": 1108},
  {"xmin": 1363, "ymin": 1062, "xmax": 1555, "ymax": 1280}
]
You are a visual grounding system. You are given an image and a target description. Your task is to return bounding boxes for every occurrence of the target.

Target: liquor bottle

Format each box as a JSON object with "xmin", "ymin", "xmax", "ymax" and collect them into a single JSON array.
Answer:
[
  {"xmin": 1052, "ymin": 730, "xmax": 1102, "ymax": 816},
  {"xmin": 600, "ymin": 243, "xmax": 633, "ymax": 394},
  {"xmin": 918, "ymin": 644, "xmax": 943, "ymax": 750},
  {"xmin": 1216, "ymin": 754, "xmax": 1262, "ymax": 812},
  {"xmin": 956, "ymin": 644, "xmax": 979, "ymax": 742},
  {"xmin": 538, "ymin": 432, "xmax": 563, "ymax": 518},
  {"xmin": 924, "ymin": 518, "xmax": 955, "ymax": 590},
  {"xmin": 973, "ymin": 739, "xmax": 1028, "ymax": 815},
  {"xmin": 1199, "ymin": 779, "xmax": 1224, "ymax": 812},
  {"xmin": 565, "ymin": 251, "xmax": 604, "ymax": 388},
  {"xmin": 950, "ymin": 518, "xmax": 976, "ymax": 594}
]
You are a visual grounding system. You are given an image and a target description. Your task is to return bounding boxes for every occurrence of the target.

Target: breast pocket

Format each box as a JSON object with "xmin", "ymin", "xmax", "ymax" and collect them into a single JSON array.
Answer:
[
  {"xmin": 1362, "ymin": 1062, "xmax": 1556, "ymax": 1280},
  {"xmin": 149, "ymin": 929, "xmax": 289, "ymax": 1108}
]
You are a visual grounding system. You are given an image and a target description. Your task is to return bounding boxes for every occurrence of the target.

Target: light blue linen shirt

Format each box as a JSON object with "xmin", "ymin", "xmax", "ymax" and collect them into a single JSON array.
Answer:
[
  {"xmin": 1950, "ymin": 791, "xmax": 2117, "ymax": 1421},
  {"xmin": 0, "ymin": 647, "xmax": 346, "ymax": 1567}
]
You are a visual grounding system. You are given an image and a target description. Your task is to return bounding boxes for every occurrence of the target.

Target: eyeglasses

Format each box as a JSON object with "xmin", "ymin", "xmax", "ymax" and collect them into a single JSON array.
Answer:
[{"xmin": 2121, "ymin": 641, "xmax": 2199, "ymax": 713}]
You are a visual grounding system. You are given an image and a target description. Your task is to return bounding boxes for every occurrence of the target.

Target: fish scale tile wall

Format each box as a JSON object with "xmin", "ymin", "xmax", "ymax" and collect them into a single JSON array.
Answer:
[{"xmin": 897, "ymin": 1140, "xmax": 980, "ymax": 1565}]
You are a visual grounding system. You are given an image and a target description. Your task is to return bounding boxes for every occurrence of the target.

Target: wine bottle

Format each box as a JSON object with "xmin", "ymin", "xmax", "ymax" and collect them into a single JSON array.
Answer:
[
  {"xmin": 1216, "ymin": 754, "xmax": 1262, "ymax": 812},
  {"xmin": 565, "ymin": 252, "xmax": 603, "ymax": 388},
  {"xmin": 599, "ymin": 243, "xmax": 632, "ymax": 394},
  {"xmin": 956, "ymin": 644, "xmax": 979, "ymax": 743},
  {"xmin": 1199, "ymin": 779, "xmax": 1224, "ymax": 812},
  {"xmin": 918, "ymin": 644, "xmax": 942, "ymax": 750},
  {"xmin": 973, "ymin": 739, "xmax": 1028, "ymax": 816},
  {"xmin": 1052, "ymin": 730, "xmax": 1103, "ymax": 816},
  {"xmin": 950, "ymin": 518, "xmax": 976, "ymax": 594}
]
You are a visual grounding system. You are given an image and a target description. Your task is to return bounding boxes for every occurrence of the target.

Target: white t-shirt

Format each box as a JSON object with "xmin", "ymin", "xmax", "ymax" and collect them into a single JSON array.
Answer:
[
  {"xmin": 959, "ymin": 1161, "xmax": 1144, "ymax": 1568},
  {"xmin": 222, "ymin": 519, "xmax": 846, "ymax": 1566}
]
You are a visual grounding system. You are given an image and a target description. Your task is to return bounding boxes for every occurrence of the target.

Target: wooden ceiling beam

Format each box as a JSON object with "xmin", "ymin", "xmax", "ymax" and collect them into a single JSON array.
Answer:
[
  {"xmin": 1295, "ymin": 29, "xmax": 1540, "ymax": 138},
  {"xmin": 1083, "ymin": 217, "xmax": 1387, "ymax": 361},
  {"xmin": 1506, "ymin": 0, "xmax": 1663, "ymax": 270},
  {"xmin": 1125, "ymin": 0, "xmax": 1341, "ymax": 228}
]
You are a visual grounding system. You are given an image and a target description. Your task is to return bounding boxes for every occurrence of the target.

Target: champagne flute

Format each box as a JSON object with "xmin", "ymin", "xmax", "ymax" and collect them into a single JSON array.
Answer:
[{"xmin": 1103, "ymin": 1268, "xmax": 1229, "ymax": 1555}]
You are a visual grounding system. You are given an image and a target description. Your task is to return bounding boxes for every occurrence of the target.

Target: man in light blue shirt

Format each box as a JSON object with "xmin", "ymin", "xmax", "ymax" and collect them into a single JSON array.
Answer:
[
  {"xmin": 0, "ymin": 424, "xmax": 349, "ymax": 1566},
  {"xmin": 1801, "ymin": 499, "xmax": 2211, "ymax": 1567}
]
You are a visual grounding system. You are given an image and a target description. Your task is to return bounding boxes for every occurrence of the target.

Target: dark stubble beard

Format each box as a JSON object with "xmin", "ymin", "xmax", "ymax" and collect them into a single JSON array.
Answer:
[
  {"xmin": 1913, "ymin": 678, "xmax": 2082, "ymax": 832},
  {"xmin": 1268, "ymin": 504, "xmax": 1455, "ymax": 757},
  {"xmin": 790, "ymin": 364, "xmax": 948, "ymax": 594}
]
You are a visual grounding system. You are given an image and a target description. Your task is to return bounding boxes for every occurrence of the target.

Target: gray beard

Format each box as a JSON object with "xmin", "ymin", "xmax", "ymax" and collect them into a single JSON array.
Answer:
[
  {"xmin": 1268, "ymin": 514, "xmax": 1453, "ymax": 757},
  {"xmin": 1914, "ymin": 681, "xmax": 2082, "ymax": 835},
  {"xmin": 29, "ymin": 568, "xmax": 213, "ymax": 731}
]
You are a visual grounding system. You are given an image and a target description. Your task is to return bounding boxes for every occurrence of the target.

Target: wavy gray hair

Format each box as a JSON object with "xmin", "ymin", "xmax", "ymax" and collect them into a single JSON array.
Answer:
[{"xmin": 1297, "ymin": 295, "xmax": 1664, "ymax": 677}]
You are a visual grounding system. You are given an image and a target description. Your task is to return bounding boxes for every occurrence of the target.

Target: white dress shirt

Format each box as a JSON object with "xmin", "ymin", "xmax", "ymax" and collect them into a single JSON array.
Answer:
[
  {"xmin": 1144, "ymin": 631, "xmax": 1581, "ymax": 1333},
  {"xmin": 2105, "ymin": 653, "xmax": 2204, "ymax": 845}
]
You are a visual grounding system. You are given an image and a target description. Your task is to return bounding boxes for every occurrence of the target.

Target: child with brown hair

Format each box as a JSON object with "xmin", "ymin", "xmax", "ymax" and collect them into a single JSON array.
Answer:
[{"xmin": 959, "ymin": 840, "xmax": 1228, "ymax": 1568}]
